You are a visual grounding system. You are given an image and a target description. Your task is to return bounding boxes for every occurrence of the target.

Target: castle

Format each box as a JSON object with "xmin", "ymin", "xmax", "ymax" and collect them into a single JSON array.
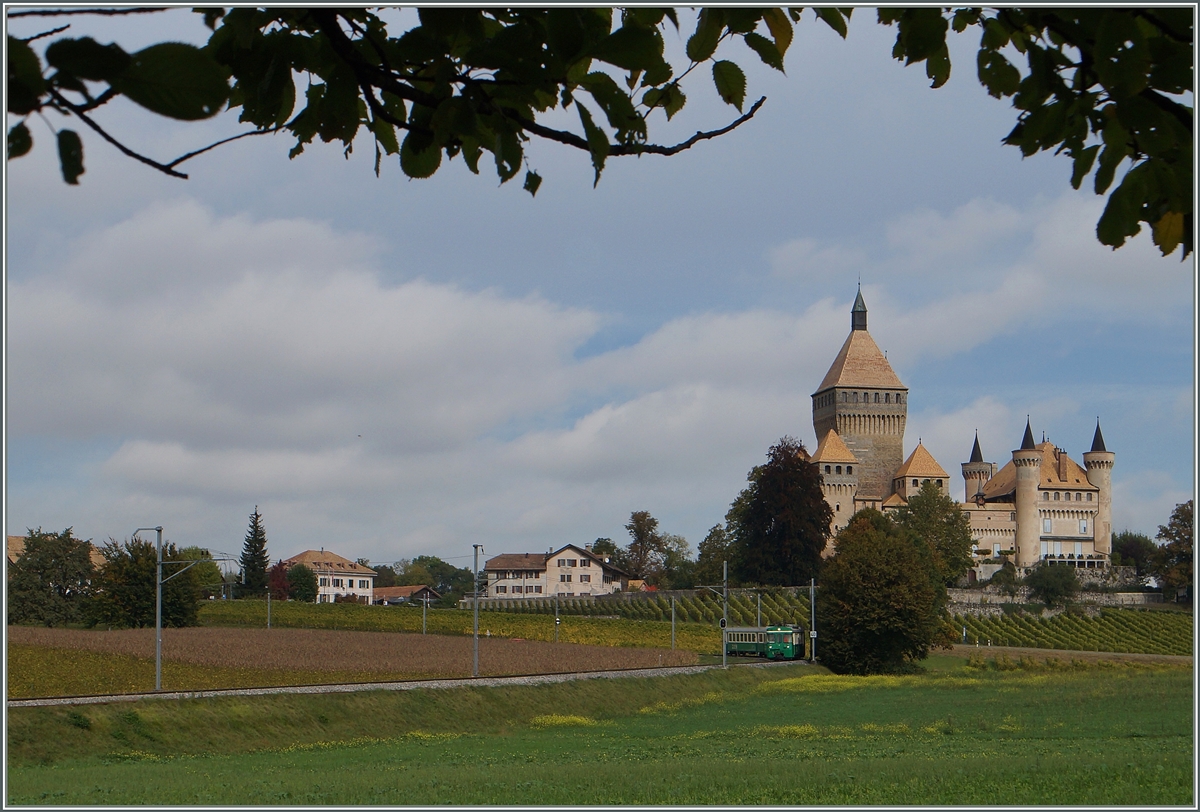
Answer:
[{"xmin": 810, "ymin": 288, "xmax": 1114, "ymax": 573}]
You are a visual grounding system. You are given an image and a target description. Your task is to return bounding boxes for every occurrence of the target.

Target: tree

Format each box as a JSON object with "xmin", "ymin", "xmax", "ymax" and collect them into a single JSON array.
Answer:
[
  {"xmin": 729, "ymin": 437, "xmax": 832, "ymax": 587},
  {"xmin": 177, "ymin": 546, "xmax": 225, "ymax": 598},
  {"xmin": 86, "ymin": 536, "xmax": 200, "ymax": 628},
  {"xmin": 658, "ymin": 533, "xmax": 696, "ymax": 590},
  {"xmin": 397, "ymin": 555, "xmax": 473, "ymax": 605},
  {"xmin": 816, "ymin": 510, "xmax": 948, "ymax": 675},
  {"xmin": 1151, "ymin": 500, "xmax": 1193, "ymax": 602},
  {"xmin": 624, "ymin": 511, "xmax": 665, "ymax": 581},
  {"xmin": 7, "ymin": 8, "xmax": 1190, "ymax": 257},
  {"xmin": 267, "ymin": 560, "xmax": 291, "ymax": 600},
  {"xmin": 1110, "ymin": 530, "xmax": 1157, "ymax": 575},
  {"xmin": 7, "ymin": 527, "xmax": 95, "ymax": 626},
  {"xmin": 238, "ymin": 506, "xmax": 269, "ymax": 596},
  {"xmin": 368, "ymin": 562, "xmax": 397, "ymax": 588},
  {"xmin": 1024, "ymin": 562, "xmax": 1080, "ymax": 608},
  {"xmin": 893, "ymin": 481, "xmax": 975, "ymax": 586},
  {"xmin": 988, "ymin": 560, "xmax": 1019, "ymax": 597},
  {"xmin": 286, "ymin": 563, "xmax": 319, "ymax": 603},
  {"xmin": 695, "ymin": 524, "xmax": 733, "ymax": 587}
]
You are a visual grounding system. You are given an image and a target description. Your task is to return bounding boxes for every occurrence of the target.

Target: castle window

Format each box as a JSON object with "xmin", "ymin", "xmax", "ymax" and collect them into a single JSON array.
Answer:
[
  {"xmin": 1075, "ymin": 492, "xmax": 1081, "ymax": 501},
  {"xmin": 874, "ymin": 393, "xmax": 880, "ymax": 403},
  {"xmin": 846, "ymin": 466, "xmax": 852, "ymax": 474},
  {"xmin": 835, "ymin": 504, "xmax": 840, "ymax": 512},
  {"xmin": 936, "ymin": 479, "xmax": 943, "ymax": 488},
  {"xmin": 1043, "ymin": 492, "xmax": 1050, "ymax": 500},
  {"xmin": 1054, "ymin": 492, "xmax": 1060, "ymax": 501},
  {"xmin": 1080, "ymin": 519, "xmax": 1088, "ymax": 534},
  {"xmin": 1010, "ymin": 513, "xmax": 1016, "ymax": 521},
  {"xmin": 912, "ymin": 479, "xmax": 918, "ymax": 487},
  {"xmin": 835, "ymin": 466, "xmax": 842, "ymax": 474},
  {"xmin": 1075, "ymin": 541, "xmax": 1083, "ymax": 556},
  {"xmin": 825, "ymin": 465, "xmax": 831, "ymax": 474},
  {"xmin": 885, "ymin": 393, "xmax": 891, "ymax": 403},
  {"xmin": 1043, "ymin": 518, "xmax": 1052, "ymax": 534}
]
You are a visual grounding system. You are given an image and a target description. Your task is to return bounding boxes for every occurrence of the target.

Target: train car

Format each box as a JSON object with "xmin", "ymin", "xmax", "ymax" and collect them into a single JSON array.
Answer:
[{"xmin": 725, "ymin": 624, "xmax": 809, "ymax": 660}]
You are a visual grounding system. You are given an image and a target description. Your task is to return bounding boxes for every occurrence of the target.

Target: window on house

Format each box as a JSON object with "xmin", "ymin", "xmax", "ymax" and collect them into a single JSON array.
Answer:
[
  {"xmin": 1080, "ymin": 519, "xmax": 1088, "ymax": 534},
  {"xmin": 319, "ymin": 578, "xmax": 329, "ymax": 586},
  {"xmin": 557, "ymin": 559, "xmax": 566, "ymax": 567},
  {"xmin": 1053, "ymin": 541, "xmax": 1062, "ymax": 556},
  {"xmin": 1010, "ymin": 513, "xmax": 1016, "ymax": 521},
  {"xmin": 333, "ymin": 578, "xmax": 343, "ymax": 588},
  {"xmin": 835, "ymin": 503, "xmax": 840, "ymax": 512},
  {"xmin": 1043, "ymin": 518, "xmax": 1052, "ymax": 534},
  {"xmin": 534, "ymin": 585, "xmax": 542, "ymax": 593},
  {"xmin": 568, "ymin": 559, "xmax": 577, "ymax": 567},
  {"xmin": 496, "ymin": 586, "xmax": 506, "ymax": 593},
  {"xmin": 580, "ymin": 574, "xmax": 591, "ymax": 583},
  {"xmin": 874, "ymin": 393, "xmax": 879, "ymax": 403},
  {"xmin": 1074, "ymin": 541, "xmax": 1083, "ymax": 556},
  {"xmin": 885, "ymin": 393, "xmax": 891, "ymax": 403},
  {"xmin": 993, "ymin": 543, "xmax": 1001, "ymax": 556},
  {"xmin": 936, "ymin": 479, "xmax": 943, "ymax": 488},
  {"xmin": 1087, "ymin": 492, "xmax": 1093, "ymax": 501},
  {"xmin": 360, "ymin": 580, "xmax": 368, "ymax": 589},
  {"xmin": 1041, "ymin": 541, "xmax": 1049, "ymax": 558}
]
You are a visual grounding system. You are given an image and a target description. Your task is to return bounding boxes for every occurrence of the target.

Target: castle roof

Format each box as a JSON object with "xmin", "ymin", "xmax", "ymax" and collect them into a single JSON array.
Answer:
[
  {"xmin": 969, "ymin": 431, "xmax": 984, "ymax": 463},
  {"xmin": 814, "ymin": 329, "xmax": 905, "ymax": 392},
  {"xmin": 980, "ymin": 441, "xmax": 1098, "ymax": 501},
  {"xmin": 1090, "ymin": 420, "xmax": 1107, "ymax": 453},
  {"xmin": 894, "ymin": 442, "xmax": 949, "ymax": 480},
  {"xmin": 811, "ymin": 429, "xmax": 858, "ymax": 464},
  {"xmin": 882, "ymin": 493, "xmax": 907, "ymax": 508},
  {"xmin": 1020, "ymin": 419, "xmax": 1036, "ymax": 450}
]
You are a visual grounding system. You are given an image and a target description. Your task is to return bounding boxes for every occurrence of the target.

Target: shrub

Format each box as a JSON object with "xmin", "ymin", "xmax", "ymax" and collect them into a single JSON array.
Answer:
[{"xmin": 1025, "ymin": 563, "xmax": 1080, "ymax": 608}]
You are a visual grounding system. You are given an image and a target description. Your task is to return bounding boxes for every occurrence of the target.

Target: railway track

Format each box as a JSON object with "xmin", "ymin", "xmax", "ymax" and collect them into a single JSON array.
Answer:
[{"xmin": 8, "ymin": 659, "xmax": 809, "ymax": 708}]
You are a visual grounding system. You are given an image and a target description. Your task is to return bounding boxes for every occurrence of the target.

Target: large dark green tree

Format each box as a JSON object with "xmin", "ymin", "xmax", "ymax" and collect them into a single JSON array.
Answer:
[
  {"xmin": 624, "ymin": 510, "xmax": 665, "ymax": 581},
  {"xmin": 6, "ymin": 8, "xmax": 1192, "ymax": 257},
  {"xmin": 1151, "ymin": 500, "xmax": 1193, "ymax": 602},
  {"xmin": 1023, "ymin": 561, "xmax": 1080, "ymax": 608},
  {"xmin": 893, "ymin": 480, "xmax": 975, "ymax": 586},
  {"xmin": 86, "ymin": 537, "xmax": 200, "ymax": 628},
  {"xmin": 7, "ymin": 527, "xmax": 95, "ymax": 627},
  {"xmin": 286, "ymin": 563, "xmax": 319, "ymax": 603},
  {"xmin": 817, "ymin": 509, "xmax": 948, "ymax": 675},
  {"xmin": 238, "ymin": 506, "xmax": 270, "ymax": 596},
  {"xmin": 729, "ymin": 436, "xmax": 831, "ymax": 587},
  {"xmin": 694, "ymin": 523, "xmax": 733, "ymax": 587},
  {"xmin": 1110, "ymin": 530, "xmax": 1157, "ymax": 575}
]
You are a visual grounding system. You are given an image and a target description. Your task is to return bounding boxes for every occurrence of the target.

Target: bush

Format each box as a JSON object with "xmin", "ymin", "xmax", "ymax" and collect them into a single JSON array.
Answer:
[{"xmin": 1025, "ymin": 563, "xmax": 1080, "ymax": 608}]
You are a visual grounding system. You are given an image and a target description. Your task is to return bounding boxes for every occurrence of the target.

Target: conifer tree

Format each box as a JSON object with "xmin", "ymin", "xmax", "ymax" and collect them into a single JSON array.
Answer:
[{"xmin": 239, "ymin": 507, "xmax": 270, "ymax": 595}]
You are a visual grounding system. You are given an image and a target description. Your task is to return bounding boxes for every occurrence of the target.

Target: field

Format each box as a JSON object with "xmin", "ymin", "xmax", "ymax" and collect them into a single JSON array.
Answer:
[
  {"xmin": 197, "ymin": 599, "xmax": 722, "ymax": 652},
  {"xmin": 6, "ymin": 655, "xmax": 1192, "ymax": 805},
  {"xmin": 7, "ymin": 626, "xmax": 696, "ymax": 698},
  {"xmin": 952, "ymin": 608, "xmax": 1193, "ymax": 655},
  {"xmin": 479, "ymin": 589, "xmax": 812, "ymax": 627}
]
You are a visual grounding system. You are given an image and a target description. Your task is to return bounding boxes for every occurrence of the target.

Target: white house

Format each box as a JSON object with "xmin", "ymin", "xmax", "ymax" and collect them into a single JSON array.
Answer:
[
  {"xmin": 483, "ymin": 544, "xmax": 629, "ymax": 599},
  {"xmin": 283, "ymin": 549, "xmax": 376, "ymax": 604}
]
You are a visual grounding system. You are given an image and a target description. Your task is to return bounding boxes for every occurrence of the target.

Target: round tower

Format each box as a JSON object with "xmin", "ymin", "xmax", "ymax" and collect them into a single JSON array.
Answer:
[
  {"xmin": 1083, "ymin": 420, "xmax": 1115, "ymax": 558},
  {"xmin": 961, "ymin": 430, "xmax": 993, "ymax": 502},
  {"xmin": 1012, "ymin": 419, "xmax": 1042, "ymax": 569}
]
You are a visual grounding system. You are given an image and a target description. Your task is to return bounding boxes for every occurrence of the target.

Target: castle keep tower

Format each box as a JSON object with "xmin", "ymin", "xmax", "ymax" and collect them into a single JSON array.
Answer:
[
  {"xmin": 1011, "ymin": 420, "xmax": 1043, "ymax": 568},
  {"xmin": 1083, "ymin": 420, "xmax": 1115, "ymax": 557},
  {"xmin": 811, "ymin": 288, "xmax": 907, "ymax": 505}
]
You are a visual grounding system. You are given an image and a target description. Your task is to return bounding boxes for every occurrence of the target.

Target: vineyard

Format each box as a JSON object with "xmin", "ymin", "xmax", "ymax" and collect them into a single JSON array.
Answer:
[
  {"xmin": 478, "ymin": 590, "xmax": 812, "ymax": 628},
  {"xmin": 950, "ymin": 609, "xmax": 1192, "ymax": 656}
]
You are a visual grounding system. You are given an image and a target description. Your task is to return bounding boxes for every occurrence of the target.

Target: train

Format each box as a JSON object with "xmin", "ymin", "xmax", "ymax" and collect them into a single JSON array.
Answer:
[{"xmin": 725, "ymin": 624, "xmax": 810, "ymax": 660}]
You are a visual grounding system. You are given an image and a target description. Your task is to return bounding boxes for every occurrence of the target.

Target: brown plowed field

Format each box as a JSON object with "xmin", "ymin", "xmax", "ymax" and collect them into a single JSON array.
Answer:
[{"xmin": 7, "ymin": 626, "xmax": 697, "ymax": 678}]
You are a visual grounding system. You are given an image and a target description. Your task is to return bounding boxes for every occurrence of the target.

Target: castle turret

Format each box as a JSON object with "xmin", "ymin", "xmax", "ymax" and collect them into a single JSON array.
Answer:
[
  {"xmin": 961, "ymin": 430, "xmax": 995, "ymax": 502},
  {"xmin": 1083, "ymin": 419, "xmax": 1115, "ymax": 557},
  {"xmin": 1012, "ymin": 419, "xmax": 1042, "ymax": 569}
]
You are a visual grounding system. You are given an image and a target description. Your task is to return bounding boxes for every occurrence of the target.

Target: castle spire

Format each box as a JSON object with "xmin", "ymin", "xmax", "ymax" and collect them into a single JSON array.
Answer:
[
  {"xmin": 1090, "ymin": 419, "xmax": 1107, "ymax": 453},
  {"xmin": 1020, "ymin": 418, "xmax": 1036, "ymax": 450},
  {"xmin": 851, "ymin": 284, "xmax": 867, "ymax": 331},
  {"xmin": 969, "ymin": 430, "xmax": 984, "ymax": 463}
]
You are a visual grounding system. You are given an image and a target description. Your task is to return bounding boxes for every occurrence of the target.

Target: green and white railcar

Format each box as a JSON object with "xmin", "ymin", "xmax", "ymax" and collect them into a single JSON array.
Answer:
[{"xmin": 725, "ymin": 624, "xmax": 809, "ymax": 660}]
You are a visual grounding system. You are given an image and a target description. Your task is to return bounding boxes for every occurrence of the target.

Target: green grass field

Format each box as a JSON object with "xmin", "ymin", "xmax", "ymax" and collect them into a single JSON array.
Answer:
[{"xmin": 7, "ymin": 656, "xmax": 1192, "ymax": 805}]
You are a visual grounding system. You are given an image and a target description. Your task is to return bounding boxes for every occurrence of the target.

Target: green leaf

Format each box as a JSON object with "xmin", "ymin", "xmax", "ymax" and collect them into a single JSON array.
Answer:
[
  {"xmin": 7, "ymin": 36, "xmax": 46, "ymax": 115},
  {"xmin": 813, "ymin": 8, "xmax": 849, "ymax": 39},
  {"xmin": 493, "ymin": 129, "xmax": 522, "ymax": 182},
  {"xmin": 1069, "ymin": 144, "xmax": 1100, "ymax": 189},
  {"xmin": 45, "ymin": 37, "xmax": 131, "ymax": 82},
  {"xmin": 925, "ymin": 45, "xmax": 951, "ymax": 89},
  {"xmin": 976, "ymin": 50, "xmax": 1020, "ymax": 98},
  {"xmin": 763, "ymin": 8, "xmax": 796, "ymax": 52},
  {"xmin": 743, "ymin": 32, "xmax": 785, "ymax": 73},
  {"xmin": 109, "ymin": 42, "xmax": 229, "ymax": 120},
  {"xmin": 56, "ymin": 129, "xmax": 84, "ymax": 184},
  {"xmin": 369, "ymin": 113, "xmax": 399, "ymax": 156},
  {"xmin": 523, "ymin": 170, "xmax": 542, "ymax": 196},
  {"xmin": 7, "ymin": 121, "xmax": 32, "ymax": 158},
  {"xmin": 590, "ymin": 25, "xmax": 663, "ymax": 71},
  {"xmin": 686, "ymin": 9, "xmax": 724, "ymax": 63},
  {"xmin": 576, "ymin": 102, "xmax": 609, "ymax": 186},
  {"xmin": 1095, "ymin": 172, "xmax": 1144, "ymax": 248},
  {"xmin": 642, "ymin": 84, "xmax": 686, "ymax": 120},
  {"xmin": 1152, "ymin": 210, "xmax": 1185, "ymax": 256},
  {"xmin": 399, "ymin": 132, "xmax": 442, "ymax": 179},
  {"xmin": 712, "ymin": 60, "xmax": 746, "ymax": 111}
]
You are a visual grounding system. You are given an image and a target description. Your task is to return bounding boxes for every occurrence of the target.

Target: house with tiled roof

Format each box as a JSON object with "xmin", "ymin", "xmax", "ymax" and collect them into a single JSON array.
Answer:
[
  {"xmin": 7, "ymin": 534, "xmax": 106, "ymax": 570},
  {"xmin": 809, "ymin": 289, "xmax": 1114, "ymax": 574},
  {"xmin": 282, "ymin": 549, "xmax": 376, "ymax": 604},
  {"xmin": 483, "ymin": 544, "xmax": 629, "ymax": 599},
  {"xmin": 373, "ymin": 585, "xmax": 440, "ymax": 606}
]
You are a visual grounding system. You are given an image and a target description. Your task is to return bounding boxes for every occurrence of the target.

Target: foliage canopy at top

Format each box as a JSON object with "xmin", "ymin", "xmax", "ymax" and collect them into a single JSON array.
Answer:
[{"xmin": 6, "ymin": 7, "xmax": 1193, "ymax": 257}]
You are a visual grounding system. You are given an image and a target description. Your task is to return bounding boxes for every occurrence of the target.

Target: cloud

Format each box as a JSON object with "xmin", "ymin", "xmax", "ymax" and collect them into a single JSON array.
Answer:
[{"xmin": 769, "ymin": 237, "xmax": 868, "ymax": 281}]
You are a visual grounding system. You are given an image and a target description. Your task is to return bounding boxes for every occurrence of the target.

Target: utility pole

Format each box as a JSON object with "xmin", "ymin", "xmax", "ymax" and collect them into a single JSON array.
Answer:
[
  {"xmin": 722, "ymin": 561, "xmax": 728, "ymax": 670},
  {"xmin": 472, "ymin": 544, "xmax": 483, "ymax": 677},
  {"xmin": 671, "ymin": 596, "xmax": 675, "ymax": 650},
  {"xmin": 810, "ymin": 577, "xmax": 817, "ymax": 663},
  {"xmin": 554, "ymin": 592, "xmax": 559, "ymax": 643},
  {"xmin": 422, "ymin": 594, "xmax": 428, "ymax": 634},
  {"xmin": 267, "ymin": 587, "xmax": 271, "ymax": 629},
  {"xmin": 757, "ymin": 592, "xmax": 761, "ymax": 627}
]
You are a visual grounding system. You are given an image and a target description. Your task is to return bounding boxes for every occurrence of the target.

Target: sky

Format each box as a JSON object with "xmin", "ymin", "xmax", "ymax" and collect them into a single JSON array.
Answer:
[{"xmin": 5, "ymin": 9, "xmax": 1195, "ymax": 571}]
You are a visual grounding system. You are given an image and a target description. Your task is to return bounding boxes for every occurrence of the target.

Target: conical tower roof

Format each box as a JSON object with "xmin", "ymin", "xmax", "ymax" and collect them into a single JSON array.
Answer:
[
  {"xmin": 894, "ymin": 441, "xmax": 949, "ymax": 479},
  {"xmin": 1090, "ymin": 420, "xmax": 1107, "ymax": 453},
  {"xmin": 814, "ymin": 330, "xmax": 904, "ymax": 392},
  {"xmin": 812, "ymin": 429, "xmax": 858, "ymax": 464},
  {"xmin": 1020, "ymin": 418, "xmax": 1036, "ymax": 450},
  {"xmin": 969, "ymin": 431, "xmax": 984, "ymax": 463}
]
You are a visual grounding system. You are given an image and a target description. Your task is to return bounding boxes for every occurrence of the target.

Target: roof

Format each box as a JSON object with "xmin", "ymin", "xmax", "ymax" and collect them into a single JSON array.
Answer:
[
  {"xmin": 8, "ymin": 534, "xmax": 106, "ymax": 569},
  {"xmin": 1090, "ymin": 420, "xmax": 1108, "ymax": 453},
  {"xmin": 969, "ymin": 432, "xmax": 984, "ymax": 463},
  {"xmin": 812, "ymin": 429, "xmax": 858, "ymax": 464},
  {"xmin": 814, "ymin": 329, "xmax": 905, "ymax": 393},
  {"xmin": 485, "ymin": 552, "xmax": 547, "ymax": 571},
  {"xmin": 894, "ymin": 442, "xmax": 950, "ymax": 480},
  {"xmin": 882, "ymin": 493, "xmax": 908, "ymax": 508},
  {"xmin": 1020, "ymin": 419, "xmax": 1036, "ymax": 450},
  {"xmin": 980, "ymin": 441, "xmax": 1099, "ymax": 500},
  {"xmin": 282, "ymin": 549, "xmax": 377, "ymax": 575},
  {"xmin": 374, "ymin": 585, "xmax": 440, "ymax": 600}
]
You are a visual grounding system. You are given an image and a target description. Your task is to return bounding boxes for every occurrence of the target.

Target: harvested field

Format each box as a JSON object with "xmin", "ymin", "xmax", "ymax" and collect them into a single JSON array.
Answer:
[{"xmin": 8, "ymin": 626, "xmax": 697, "ymax": 690}]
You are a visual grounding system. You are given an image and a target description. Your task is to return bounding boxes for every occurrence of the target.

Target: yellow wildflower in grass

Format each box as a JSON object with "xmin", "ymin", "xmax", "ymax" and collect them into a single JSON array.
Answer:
[
  {"xmin": 997, "ymin": 715, "xmax": 1021, "ymax": 733},
  {"xmin": 859, "ymin": 722, "xmax": 912, "ymax": 735},
  {"xmin": 637, "ymin": 691, "xmax": 727, "ymax": 715},
  {"xmin": 529, "ymin": 714, "xmax": 599, "ymax": 728}
]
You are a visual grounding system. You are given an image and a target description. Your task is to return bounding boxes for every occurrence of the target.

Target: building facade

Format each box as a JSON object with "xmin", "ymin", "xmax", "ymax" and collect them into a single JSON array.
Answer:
[
  {"xmin": 810, "ymin": 289, "xmax": 1114, "ymax": 571},
  {"xmin": 483, "ymin": 544, "xmax": 629, "ymax": 599},
  {"xmin": 283, "ymin": 549, "xmax": 377, "ymax": 603}
]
